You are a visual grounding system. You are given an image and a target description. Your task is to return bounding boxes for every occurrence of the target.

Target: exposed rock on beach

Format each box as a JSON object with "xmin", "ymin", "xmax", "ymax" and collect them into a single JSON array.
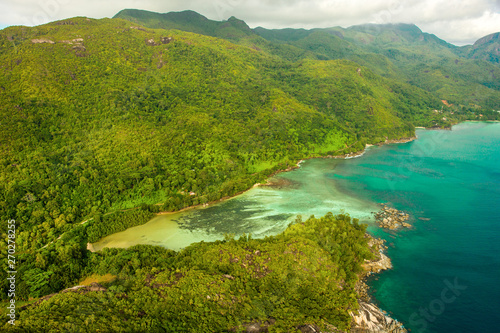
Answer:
[
  {"xmin": 350, "ymin": 301, "xmax": 407, "ymax": 333},
  {"xmin": 349, "ymin": 235, "xmax": 407, "ymax": 333}
]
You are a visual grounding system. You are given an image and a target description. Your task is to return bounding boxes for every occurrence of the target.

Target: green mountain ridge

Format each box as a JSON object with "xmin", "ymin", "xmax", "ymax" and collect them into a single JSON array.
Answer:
[
  {"xmin": 460, "ymin": 32, "xmax": 500, "ymax": 64},
  {"xmin": 114, "ymin": 9, "xmax": 500, "ymax": 108},
  {"xmin": 114, "ymin": 9, "xmax": 253, "ymax": 41}
]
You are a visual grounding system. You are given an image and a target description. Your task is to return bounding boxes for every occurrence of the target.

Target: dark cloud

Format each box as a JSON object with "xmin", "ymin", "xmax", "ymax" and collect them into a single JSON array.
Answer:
[{"xmin": 0, "ymin": 0, "xmax": 499, "ymax": 45}]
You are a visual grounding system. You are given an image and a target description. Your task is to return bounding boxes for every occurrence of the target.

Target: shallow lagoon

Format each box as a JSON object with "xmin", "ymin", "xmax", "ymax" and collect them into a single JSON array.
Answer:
[{"xmin": 93, "ymin": 157, "xmax": 380, "ymax": 251}]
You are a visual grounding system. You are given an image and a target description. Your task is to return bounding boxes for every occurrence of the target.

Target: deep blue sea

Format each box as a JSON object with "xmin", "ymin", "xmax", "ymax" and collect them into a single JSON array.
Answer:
[{"xmin": 331, "ymin": 122, "xmax": 500, "ymax": 333}]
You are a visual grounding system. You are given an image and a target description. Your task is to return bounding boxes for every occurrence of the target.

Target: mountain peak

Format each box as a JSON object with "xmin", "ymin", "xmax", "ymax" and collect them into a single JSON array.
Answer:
[
  {"xmin": 473, "ymin": 32, "xmax": 500, "ymax": 47},
  {"xmin": 464, "ymin": 32, "xmax": 500, "ymax": 64},
  {"xmin": 114, "ymin": 9, "xmax": 253, "ymax": 40},
  {"xmin": 164, "ymin": 10, "xmax": 209, "ymax": 21}
]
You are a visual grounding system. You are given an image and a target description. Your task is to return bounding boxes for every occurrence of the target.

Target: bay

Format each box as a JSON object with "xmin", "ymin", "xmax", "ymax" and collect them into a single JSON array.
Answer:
[{"xmin": 93, "ymin": 121, "xmax": 500, "ymax": 333}]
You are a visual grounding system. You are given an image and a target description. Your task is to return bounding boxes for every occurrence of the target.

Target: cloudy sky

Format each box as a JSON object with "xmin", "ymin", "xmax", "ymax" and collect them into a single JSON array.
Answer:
[{"xmin": 1, "ymin": 0, "xmax": 499, "ymax": 45}]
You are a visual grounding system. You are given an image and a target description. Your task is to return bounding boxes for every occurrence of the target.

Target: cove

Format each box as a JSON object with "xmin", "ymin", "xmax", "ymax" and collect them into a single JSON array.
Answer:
[
  {"xmin": 93, "ymin": 157, "xmax": 381, "ymax": 252},
  {"xmin": 93, "ymin": 121, "xmax": 500, "ymax": 333}
]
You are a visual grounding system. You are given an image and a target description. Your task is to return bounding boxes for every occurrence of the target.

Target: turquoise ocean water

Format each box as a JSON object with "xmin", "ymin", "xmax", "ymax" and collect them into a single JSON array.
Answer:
[{"xmin": 331, "ymin": 122, "xmax": 500, "ymax": 333}]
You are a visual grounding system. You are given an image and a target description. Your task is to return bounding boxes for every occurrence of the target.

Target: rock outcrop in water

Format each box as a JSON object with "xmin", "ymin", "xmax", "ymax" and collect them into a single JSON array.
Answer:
[
  {"xmin": 361, "ymin": 237, "xmax": 392, "ymax": 274},
  {"xmin": 374, "ymin": 204, "xmax": 411, "ymax": 230}
]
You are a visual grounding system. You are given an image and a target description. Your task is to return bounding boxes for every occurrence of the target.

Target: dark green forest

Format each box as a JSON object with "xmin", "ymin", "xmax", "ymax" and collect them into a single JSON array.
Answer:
[{"xmin": 0, "ymin": 11, "xmax": 499, "ymax": 332}]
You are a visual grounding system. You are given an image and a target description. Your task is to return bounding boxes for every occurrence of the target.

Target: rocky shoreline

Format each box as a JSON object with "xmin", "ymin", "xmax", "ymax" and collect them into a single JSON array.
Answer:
[
  {"xmin": 350, "ymin": 300, "xmax": 407, "ymax": 333},
  {"xmin": 349, "ymin": 236, "xmax": 407, "ymax": 333},
  {"xmin": 337, "ymin": 138, "xmax": 416, "ymax": 332}
]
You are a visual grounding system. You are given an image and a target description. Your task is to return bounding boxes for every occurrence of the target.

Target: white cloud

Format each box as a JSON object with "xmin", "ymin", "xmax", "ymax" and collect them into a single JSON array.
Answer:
[
  {"xmin": 0, "ymin": 0, "xmax": 499, "ymax": 45},
  {"xmin": 419, "ymin": 10, "xmax": 500, "ymax": 45}
]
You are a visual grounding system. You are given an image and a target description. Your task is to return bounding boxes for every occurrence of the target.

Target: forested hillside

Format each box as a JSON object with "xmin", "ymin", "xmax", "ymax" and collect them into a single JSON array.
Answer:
[
  {"xmin": 3, "ymin": 214, "xmax": 376, "ymax": 332},
  {"xmin": 116, "ymin": 10, "xmax": 500, "ymax": 109},
  {"xmin": 1, "ymin": 12, "xmax": 499, "ymax": 332}
]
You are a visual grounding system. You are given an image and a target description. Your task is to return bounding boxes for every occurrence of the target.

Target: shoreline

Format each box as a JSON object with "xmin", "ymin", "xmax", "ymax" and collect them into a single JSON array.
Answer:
[
  {"xmin": 90, "ymin": 122, "xmax": 499, "ymax": 330},
  {"xmin": 152, "ymin": 136, "xmax": 417, "ymax": 216},
  {"xmin": 350, "ymin": 236, "xmax": 408, "ymax": 332},
  {"xmin": 92, "ymin": 134, "xmax": 421, "ymax": 331},
  {"xmin": 150, "ymin": 135, "xmax": 418, "ymax": 332},
  {"xmin": 464, "ymin": 120, "xmax": 500, "ymax": 123}
]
